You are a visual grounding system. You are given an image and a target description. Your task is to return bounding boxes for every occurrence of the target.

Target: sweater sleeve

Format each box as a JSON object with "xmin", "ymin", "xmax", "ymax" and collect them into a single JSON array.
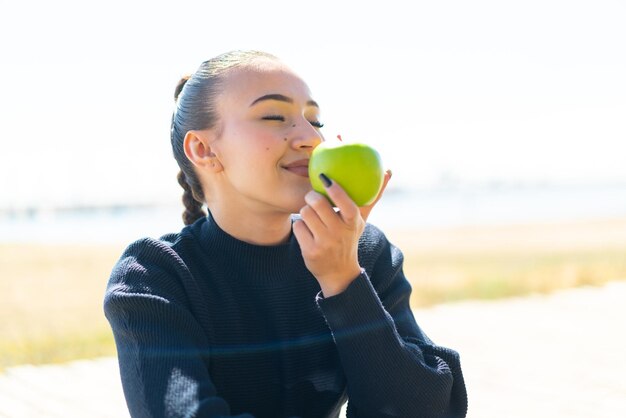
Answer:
[
  {"xmin": 315, "ymin": 226, "xmax": 468, "ymax": 418},
  {"xmin": 103, "ymin": 239, "xmax": 254, "ymax": 418}
]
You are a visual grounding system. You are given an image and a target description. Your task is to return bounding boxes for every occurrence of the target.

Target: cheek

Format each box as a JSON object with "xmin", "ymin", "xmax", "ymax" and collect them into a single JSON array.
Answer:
[
  {"xmin": 236, "ymin": 135, "xmax": 282, "ymax": 176},
  {"xmin": 248, "ymin": 133, "xmax": 283, "ymax": 163},
  {"xmin": 220, "ymin": 122, "xmax": 284, "ymax": 174},
  {"xmin": 222, "ymin": 127, "xmax": 261, "ymax": 155},
  {"xmin": 255, "ymin": 131, "xmax": 281, "ymax": 149}
]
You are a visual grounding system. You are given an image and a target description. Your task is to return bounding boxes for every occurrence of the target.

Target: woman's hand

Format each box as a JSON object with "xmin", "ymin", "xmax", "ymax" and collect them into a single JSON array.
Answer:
[
  {"xmin": 293, "ymin": 170, "xmax": 391, "ymax": 297},
  {"xmin": 293, "ymin": 175, "xmax": 365, "ymax": 297}
]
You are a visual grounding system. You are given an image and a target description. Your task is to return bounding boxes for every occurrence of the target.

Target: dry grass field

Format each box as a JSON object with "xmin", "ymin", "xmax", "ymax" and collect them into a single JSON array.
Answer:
[
  {"xmin": 1, "ymin": 216, "xmax": 626, "ymax": 370},
  {"xmin": 384, "ymin": 217, "xmax": 626, "ymax": 307},
  {"xmin": 0, "ymin": 243, "xmax": 125, "ymax": 370}
]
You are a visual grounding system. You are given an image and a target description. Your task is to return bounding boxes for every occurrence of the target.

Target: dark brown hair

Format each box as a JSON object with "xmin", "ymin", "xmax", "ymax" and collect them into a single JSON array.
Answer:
[{"xmin": 170, "ymin": 50, "xmax": 277, "ymax": 225}]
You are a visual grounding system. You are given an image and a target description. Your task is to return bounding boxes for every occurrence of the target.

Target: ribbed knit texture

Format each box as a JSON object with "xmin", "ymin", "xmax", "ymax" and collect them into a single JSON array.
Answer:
[{"xmin": 104, "ymin": 214, "xmax": 467, "ymax": 418}]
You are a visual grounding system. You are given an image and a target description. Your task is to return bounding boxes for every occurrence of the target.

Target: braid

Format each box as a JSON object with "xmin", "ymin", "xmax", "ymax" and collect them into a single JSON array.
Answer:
[{"xmin": 177, "ymin": 170, "xmax": 207, "ymax": 225}]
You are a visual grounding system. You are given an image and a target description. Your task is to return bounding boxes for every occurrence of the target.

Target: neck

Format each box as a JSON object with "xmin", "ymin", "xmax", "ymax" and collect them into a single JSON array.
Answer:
[{"xmin": 207, "ymin": 203, "xmax": 293, "ymax": 246}]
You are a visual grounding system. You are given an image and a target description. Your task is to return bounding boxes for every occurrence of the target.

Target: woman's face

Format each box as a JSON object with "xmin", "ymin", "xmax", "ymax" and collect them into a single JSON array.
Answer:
[{"xmin": 210, "ymin": 60, "xmax": 325, "ymax": 215}]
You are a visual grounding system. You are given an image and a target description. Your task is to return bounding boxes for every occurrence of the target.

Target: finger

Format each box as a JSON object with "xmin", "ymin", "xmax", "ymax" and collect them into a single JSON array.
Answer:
[
  {"xmin": 292, "ymin": 219, "xmax": 314, "ymax": 251},
  {"xmin": 359, "ymin": 169, "xmax": 392, "ymax": 222},
  {"xmin": 299, "ymin": 203, "xmax": 327, "ymax": 239},
  {"xmin": 318, "ymin": 173, "xmax": 360, "ymax": 227},
  {"xmin": 304, "ymin": 190, "xmax": 338, "ymax": 229}
]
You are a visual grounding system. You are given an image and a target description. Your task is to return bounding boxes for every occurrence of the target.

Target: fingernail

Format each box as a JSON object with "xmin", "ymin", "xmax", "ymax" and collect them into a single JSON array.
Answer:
[
  {"xmin": 387, "ymin": 169, "xmax": 393, "ymax": 178},
  {"xmin": 319, "ymin": 173, "xmax": 332, "ymax": 188}
]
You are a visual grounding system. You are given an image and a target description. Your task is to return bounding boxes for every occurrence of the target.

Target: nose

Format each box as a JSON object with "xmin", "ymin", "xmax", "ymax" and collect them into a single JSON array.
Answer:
[{"xmin": 290, "ymin": 118, "xmax": 323, "ymax": 151}]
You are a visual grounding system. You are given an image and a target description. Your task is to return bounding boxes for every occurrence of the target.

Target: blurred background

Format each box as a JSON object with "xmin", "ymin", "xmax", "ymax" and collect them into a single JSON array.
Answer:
[{"xmin": 1, "ymin": 0, "xmax": 625, "ymax": 416}]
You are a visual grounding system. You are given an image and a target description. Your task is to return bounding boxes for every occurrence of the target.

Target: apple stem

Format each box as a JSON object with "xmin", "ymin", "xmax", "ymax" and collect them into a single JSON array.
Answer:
[{"xmin": 337, "ymin": 134, "xmax": 343, "ymax": 141}]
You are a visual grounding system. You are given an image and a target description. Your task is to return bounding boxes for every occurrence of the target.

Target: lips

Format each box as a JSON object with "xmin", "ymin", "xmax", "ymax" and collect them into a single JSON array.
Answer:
[{"xmin": 282, "ymin": 159, "xmax": 310, "ymax": 178}]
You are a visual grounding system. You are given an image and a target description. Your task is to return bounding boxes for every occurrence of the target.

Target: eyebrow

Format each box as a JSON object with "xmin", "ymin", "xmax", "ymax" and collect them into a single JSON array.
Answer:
[{"xmin": 250, "ymin": 93, "xmax": 319, "ymax": 108}]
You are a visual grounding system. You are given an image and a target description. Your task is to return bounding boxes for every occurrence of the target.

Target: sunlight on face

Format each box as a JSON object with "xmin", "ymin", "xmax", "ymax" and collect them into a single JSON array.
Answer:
[{"xmin": 206, "ymin": 59, "xmax": 325, "ymax": 215}]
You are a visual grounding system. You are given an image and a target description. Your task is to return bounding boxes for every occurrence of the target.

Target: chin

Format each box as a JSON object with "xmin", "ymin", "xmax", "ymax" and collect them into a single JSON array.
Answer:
[
  {"xmin": 282, "ymin": 189, "xmax": 309, "ymax": 214},
  {"xmin": 269, "ymin": 179, "xmax": 311, "ymax": 213},
  {"xmin": 288, "ymin": 196, "xmax": 308, "ymax": 214}
]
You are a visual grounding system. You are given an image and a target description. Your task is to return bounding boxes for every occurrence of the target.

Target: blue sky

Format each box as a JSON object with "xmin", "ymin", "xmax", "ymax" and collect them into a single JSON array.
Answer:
[{"xmin": 1, "ymin": 0, "xmax": 625, "ymax": 208}]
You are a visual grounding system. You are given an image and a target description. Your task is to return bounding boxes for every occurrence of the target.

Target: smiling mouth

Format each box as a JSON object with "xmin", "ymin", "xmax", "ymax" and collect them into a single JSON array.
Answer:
[
  {"xmin": 283, "ymin": 165, "xmax": 309, "ymax": 177},
  {"xmin": 282, "ymin": 159, "xmax": 310, "ymax": 178}
]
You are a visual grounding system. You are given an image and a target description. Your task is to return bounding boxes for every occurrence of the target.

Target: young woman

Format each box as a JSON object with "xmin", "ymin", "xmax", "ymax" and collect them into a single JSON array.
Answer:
[{"xmin": 104, "ymin": 50, "xmax": 467, "ymax": 418}]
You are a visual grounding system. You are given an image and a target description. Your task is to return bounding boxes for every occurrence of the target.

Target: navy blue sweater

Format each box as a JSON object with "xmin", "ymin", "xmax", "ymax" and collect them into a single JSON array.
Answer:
[{"xmin": 104, "ymin": 214, "xmax": 467, "ymax": 417}]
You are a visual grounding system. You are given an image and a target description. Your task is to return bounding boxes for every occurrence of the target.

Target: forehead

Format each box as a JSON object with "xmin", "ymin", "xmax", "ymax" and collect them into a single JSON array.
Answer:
[{"xmin": 219, "ymin": 60, "xmax": 314, "ymax": 107}]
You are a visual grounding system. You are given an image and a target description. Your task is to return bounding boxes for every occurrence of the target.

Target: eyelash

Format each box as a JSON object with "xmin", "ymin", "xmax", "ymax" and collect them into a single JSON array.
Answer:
[{"xmin": 262, "ymin": 115, "xmax": 324, "ymax": 129}]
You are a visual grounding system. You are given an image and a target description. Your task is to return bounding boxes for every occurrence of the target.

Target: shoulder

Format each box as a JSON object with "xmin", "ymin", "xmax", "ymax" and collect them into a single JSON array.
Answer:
[
  {"xmin": 103, "ymin": 218, "xmax": 218, "ymax": 326},
  {"xmin": 359, "ymin": 222, "xmax": 387, "ymax": 246},
  {"xmin": 359, "ymin": 222, "xmax": 403, "ymax": 263},
  {"xmin": 112, "ymin": 234, "xmax": 181, "ymax": 274},
  {"xmin": 105, "ymin": 230, "xmax": 195, "ymax": 301},
  {"xmin": 358, "ymin": 223, "xmax": 405, "ymax": 286}
]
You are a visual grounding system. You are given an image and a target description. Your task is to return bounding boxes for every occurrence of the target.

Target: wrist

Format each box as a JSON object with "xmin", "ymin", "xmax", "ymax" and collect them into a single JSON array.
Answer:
[{"xmin": 318, "ymin": 266, "xmax": 363, "ymax": 298}]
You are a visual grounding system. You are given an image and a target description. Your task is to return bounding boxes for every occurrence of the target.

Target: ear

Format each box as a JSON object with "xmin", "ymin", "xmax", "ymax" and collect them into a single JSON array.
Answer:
[{"xmin": 183, "ymin": 129, "xmax": 223, "ymax": 172}]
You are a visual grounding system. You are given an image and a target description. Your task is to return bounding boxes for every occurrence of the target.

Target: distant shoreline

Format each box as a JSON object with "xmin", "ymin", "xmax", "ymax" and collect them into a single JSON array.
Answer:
[
  {"xmin": 4, "ymin": 180, "xmax": 626, "ymax": 217},
  {"xmin": 3, "ymin": 213, "xmax": 626, "ymax": 251},
  {"xmin": 3, "ymin": 182, "xmax": 626, "ymax": 245}
]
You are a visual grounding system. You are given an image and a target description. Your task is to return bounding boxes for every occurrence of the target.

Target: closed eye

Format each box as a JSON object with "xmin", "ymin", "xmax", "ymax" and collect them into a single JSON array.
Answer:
[
  {"xmin": 262, "ymin": 115, "xmax": 324, "ymax": 128},
  {"xmin": 262, "ymin": 115, "xmax": 285, "ymax": 121}
]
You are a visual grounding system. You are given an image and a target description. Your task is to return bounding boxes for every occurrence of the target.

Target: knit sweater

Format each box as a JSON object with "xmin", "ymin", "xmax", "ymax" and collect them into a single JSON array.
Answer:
[{"xmin": 104, "ymin": 214, "xmax": 467, "ymax": 418}]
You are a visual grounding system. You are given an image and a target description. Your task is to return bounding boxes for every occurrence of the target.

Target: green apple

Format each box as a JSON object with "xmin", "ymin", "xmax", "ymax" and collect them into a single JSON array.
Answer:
[{"xmin": 309, "ymin": 140, "xmax": 384, "ymax": 206}]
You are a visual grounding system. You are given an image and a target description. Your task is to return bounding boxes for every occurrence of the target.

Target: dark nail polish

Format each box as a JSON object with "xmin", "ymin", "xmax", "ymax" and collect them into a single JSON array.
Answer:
[{"xmin": 319, "ymin": 173, "xmax": 332, "ymax": 188}]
